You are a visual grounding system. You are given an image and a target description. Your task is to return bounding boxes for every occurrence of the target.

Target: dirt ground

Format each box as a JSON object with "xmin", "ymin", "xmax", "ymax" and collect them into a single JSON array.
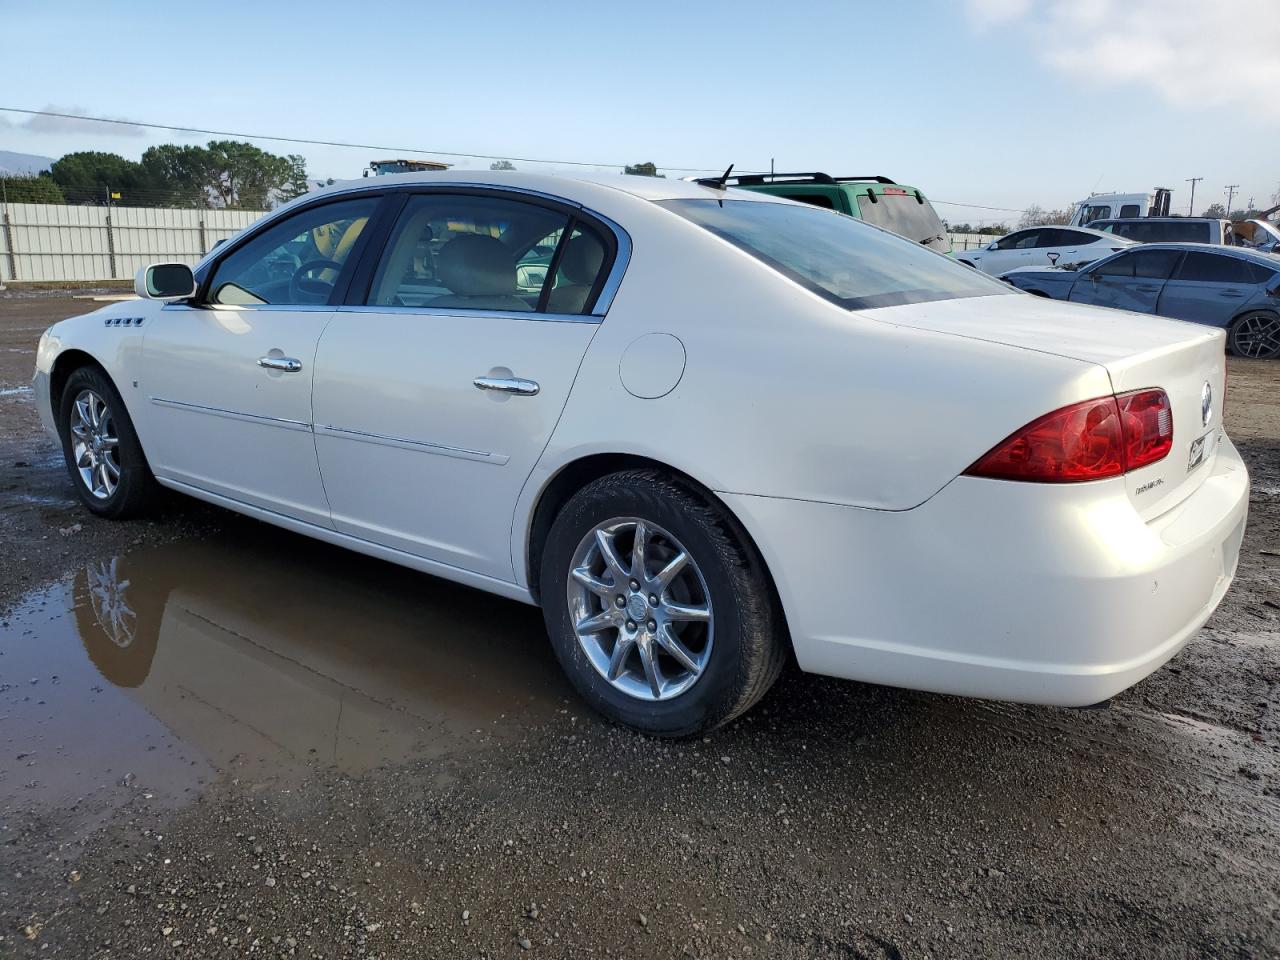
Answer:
[{"xmin": 1, "ymin": 294, "xmax": 1277, "ymax": 959}]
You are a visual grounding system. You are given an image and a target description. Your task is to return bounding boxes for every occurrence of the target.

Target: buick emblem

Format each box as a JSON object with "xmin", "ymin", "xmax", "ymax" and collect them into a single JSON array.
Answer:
[{"xmin": 1201, "ymin": 381, "xmax": 1213, "ymax": 427}]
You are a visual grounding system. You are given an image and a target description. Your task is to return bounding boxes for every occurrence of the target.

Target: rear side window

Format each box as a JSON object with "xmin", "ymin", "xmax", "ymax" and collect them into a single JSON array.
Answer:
[
  {"xmin": 366, "ymin": 193, "xmax": 608, "ymax": 314},
  {"xmin": 661, "ymin": 199, "xmax": 1009, "ymax": 311},
  {"xmin": 1111, "ymin": 221, "xmax": 1210, "ymax": 243},
  {"xmin": 1176, "ymin": 252, "xmax": 1260, "ymax": 284},
  {"xmin": 1119, "ymin": 204, "xmax": 1141, "ymax": 218},
  {"xmin": 780, "ymin": 193, "xmax": 835, "ymax": 209}
]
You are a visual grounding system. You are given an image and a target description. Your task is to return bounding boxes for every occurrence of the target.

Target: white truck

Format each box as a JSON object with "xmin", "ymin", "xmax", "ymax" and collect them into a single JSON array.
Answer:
[{"xmin": 1068, "ymin": 188, "xmax": 1172, "ymax": 227}]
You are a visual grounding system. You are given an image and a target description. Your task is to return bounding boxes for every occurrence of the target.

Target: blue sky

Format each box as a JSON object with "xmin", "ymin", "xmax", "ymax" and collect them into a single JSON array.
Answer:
[{"xmin": 3, "ymin": 0, "xmax": 1277, "ymax": 226}]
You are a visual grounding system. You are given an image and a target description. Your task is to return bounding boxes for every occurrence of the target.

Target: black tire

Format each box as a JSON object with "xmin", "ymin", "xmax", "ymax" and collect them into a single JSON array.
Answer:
[
  {"xmin": 58, "ymin": 365, "xmax": 159, "ymax": 519},
  {"xmin": 1227, "ymin": 311, "xmax": 1280, "ymax": 360},
  {"xmin": 539, "ymin": 469, "xmax": 785, "ymax": 737}
]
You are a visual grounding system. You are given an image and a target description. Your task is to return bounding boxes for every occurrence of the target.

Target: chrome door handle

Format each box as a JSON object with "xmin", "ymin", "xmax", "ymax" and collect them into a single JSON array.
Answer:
[
  {"xmin": 257, "ymin": 356, "xmax": 303, "ymax": 373},
  {"xmin": 473, "ymin": 375, "xmax": 540, "ymax": 396}
]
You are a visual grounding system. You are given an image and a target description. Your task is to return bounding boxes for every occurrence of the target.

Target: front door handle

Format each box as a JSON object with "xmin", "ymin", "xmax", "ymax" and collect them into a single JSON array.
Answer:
[
  {"xmin": 258, "ymin": 356, "xmax": 303, "ymax": 373},
  {"xmin": 473, "ymin": 375, "xmax": 540, "ymax": 396}
]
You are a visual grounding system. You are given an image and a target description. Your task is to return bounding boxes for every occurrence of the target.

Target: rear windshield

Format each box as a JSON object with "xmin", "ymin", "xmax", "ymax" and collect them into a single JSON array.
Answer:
[
  {"xmin": 1101, "ymin": 221, "xmax": 1211, "ymax": 243},
  {"xmin": 854, "ymin": 192, "xmax": 951, "ymax": 252},
  {"xmin": 661, "ymin": 199, "xmax": 1008, "ymax": 311}
]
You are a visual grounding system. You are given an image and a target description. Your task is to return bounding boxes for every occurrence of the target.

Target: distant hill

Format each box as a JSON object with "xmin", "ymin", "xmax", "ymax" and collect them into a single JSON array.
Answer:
[{"xmin": 0, "ymin": 150, "xmax": 55, "ymax": 175}]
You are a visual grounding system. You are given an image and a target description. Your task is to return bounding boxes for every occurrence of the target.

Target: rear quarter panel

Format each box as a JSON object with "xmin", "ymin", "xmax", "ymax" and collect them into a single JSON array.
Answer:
[{"xmin": 515, "ymin": 201, "xmax": 1111, "ymax": 584}]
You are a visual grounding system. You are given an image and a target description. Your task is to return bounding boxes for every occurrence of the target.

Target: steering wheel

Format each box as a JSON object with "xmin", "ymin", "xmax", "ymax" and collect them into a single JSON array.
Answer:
[{"xmin": 289, "ymin": 259, "xmax": 344, "ymax": 302}]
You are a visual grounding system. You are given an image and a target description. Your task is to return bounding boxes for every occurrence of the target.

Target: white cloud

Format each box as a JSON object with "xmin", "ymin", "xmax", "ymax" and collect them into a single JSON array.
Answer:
[
  {"xmin": 963, "ymin": 0, "xmax": 1280, "ymax": 120},
  {"xmin": 965, "ymin": 0, "xmax": 1031, "ymax": 27},
  {"xmin": 2, "ymin": 104, "xmax": 145, "ymax": 137}
]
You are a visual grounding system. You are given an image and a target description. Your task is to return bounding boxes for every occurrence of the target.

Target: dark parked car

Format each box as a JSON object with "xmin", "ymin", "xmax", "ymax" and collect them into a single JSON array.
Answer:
[
  {"xmin": 1002, "ymin": 244, "xmax": 1280, "ymax": 359},
  {"xmin": 1089, "ymin": 217, "xmax": 1233, "ymax": 245}
]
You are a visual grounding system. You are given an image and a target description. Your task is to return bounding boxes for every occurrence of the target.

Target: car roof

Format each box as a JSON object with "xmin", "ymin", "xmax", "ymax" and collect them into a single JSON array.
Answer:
[
  {"xmin": 1091, "ymin": 217, "xmax": 1228, "ymax": 225},
  {"xmin": 1125, "ymin": 242, "xmax": 1280, "ymax": 262},
  {"xmin": 302, "ymin": 169, "xmax": 782, "ymax": 206}
]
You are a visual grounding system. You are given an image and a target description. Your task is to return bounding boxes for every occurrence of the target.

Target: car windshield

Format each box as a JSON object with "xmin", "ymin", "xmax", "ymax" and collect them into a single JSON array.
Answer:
[
  {"xmin": 661, "ymin": 199, "xmax": 1009, "ymax": 310},
  {"xmin": 854, "ymin": 192, "xmax": 951, "ymax": 251}
]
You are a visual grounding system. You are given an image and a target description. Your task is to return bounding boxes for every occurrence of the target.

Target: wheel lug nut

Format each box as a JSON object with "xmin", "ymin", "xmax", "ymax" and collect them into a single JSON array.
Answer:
[
  {"xmin": 648, "ymin": 594, "xmax": 659, "ymax": 606},
  {"xmin": 625, "ymin": 620, "xmax": 636, "ymax": 632},
  {"xmin": 647, "ymin": 620, "xmax": 657, "ymax": 633},
  {"xmin": 630, "ymin": 579, "xmax": 640, "ymax": 591},
  {"xmin": 615, "ymin": 595, "xmax": 626, "ymax": 608}
]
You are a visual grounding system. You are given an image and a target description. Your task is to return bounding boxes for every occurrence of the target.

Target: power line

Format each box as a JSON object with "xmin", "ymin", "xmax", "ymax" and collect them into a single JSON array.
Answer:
[
  {"xmin": 0, "ymin": 105, "xmax": 726, "ymax": 173},
  {"xmin": 2, "ymin": 106, "xmax": 1037, "ymax": 215}
]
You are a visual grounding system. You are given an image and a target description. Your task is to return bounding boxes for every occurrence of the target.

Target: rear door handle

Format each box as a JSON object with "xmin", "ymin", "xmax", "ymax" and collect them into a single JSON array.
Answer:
[
  {"xmin": 258, "ymin": 356, "xmax": 303, "ymax": 373},
  {"xmin": 473, "ymin": 375, "xmax": 540, "ymax": 396}
]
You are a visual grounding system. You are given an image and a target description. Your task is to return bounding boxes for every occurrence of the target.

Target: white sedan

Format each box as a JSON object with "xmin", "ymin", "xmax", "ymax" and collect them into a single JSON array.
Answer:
[
  {"xmin": 33, "ymin": 171, "xmax": 1248, "ymax": 736},
  {"xmin": 957, "ymin": 224, "xmax": 1135, "ymax": 274}
]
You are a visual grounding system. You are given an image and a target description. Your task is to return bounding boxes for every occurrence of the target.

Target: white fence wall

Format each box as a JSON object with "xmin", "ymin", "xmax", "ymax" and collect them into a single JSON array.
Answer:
[
  {"xmin": 947, "ymin": 232, "xmax": 996, "ymax": 251},
  {"xmin": 0, "ymin": 203, "xmax": 266, "ymax": 283}
]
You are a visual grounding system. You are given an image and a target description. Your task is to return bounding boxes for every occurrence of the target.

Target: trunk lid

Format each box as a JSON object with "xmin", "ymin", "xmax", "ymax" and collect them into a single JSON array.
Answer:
[{"xmin": 870, "ymin": 293, "xmax": 1227, "ymax": 518}]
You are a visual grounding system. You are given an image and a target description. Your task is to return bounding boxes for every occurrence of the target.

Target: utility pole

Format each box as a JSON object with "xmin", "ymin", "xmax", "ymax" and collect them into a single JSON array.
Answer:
[
  {"xmin": 1224, "ymin": 184, "xmax": 1239, "ymax": 217},
  {"xmin": 1186, "ymin": 177, "xmax": 1203, "ymax": 216}
]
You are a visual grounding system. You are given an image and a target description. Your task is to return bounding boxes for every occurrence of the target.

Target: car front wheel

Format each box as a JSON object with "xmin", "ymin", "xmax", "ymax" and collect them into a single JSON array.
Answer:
[
  {"xmin": 59, "ymin": 366, "xmax": 159, "ymax": 519},
  {"xmin": 540, "ymin": 469, "xmax": 786, "ymax": 737}
]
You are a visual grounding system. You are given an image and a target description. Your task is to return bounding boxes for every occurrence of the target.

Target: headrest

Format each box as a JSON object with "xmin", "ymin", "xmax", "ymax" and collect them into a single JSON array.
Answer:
[
  {"xmin": 436, "ymin": 234, "xmax": 516, "ymax": 296},
  {"xmin": 560, "ymin": 235, "xmax": 605, "ymax": 285}
]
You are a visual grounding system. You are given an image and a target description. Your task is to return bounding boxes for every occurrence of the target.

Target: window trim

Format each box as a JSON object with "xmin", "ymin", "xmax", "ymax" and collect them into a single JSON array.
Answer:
[
  {"xmin": 344, "ymin": 185, "xmax": 628, "ymax": 320},
  {"xmin": 186, "ymin": 182, "xmax": 633, "ymax": 319}
]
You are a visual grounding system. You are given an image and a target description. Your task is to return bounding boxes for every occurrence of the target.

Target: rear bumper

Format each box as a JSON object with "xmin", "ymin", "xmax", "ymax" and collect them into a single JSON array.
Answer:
[{"xmin": 723, "ymin": 434, "xmax": 1249, "ymax": 707}]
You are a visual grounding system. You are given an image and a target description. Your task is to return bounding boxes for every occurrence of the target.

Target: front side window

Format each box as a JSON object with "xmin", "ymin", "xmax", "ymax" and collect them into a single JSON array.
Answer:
[
  {"xmin": 661, "ymin": 199, "xmax": 1009, "ymax": 311},
  {"xmin": 1093, "ymin": 252, "xmax": 1137, "ymax": 278},
  {"xmin": 1132, "ymin": 249, "xmax": 1183, "ymax": 280},
  {"xmin": 1080, "ymin": 204, "xmax": 1111, "ymax": 224},
  {"xmin": 207, "ymin": 197, "xmax": 378, "ymax": 306},
  {"xmin": 367, "ymin": 193, "xmax": 609, "ymax": 314},
  {"xmin": 994, "ymin": 230, "xmax": 1035, "ymax": 251}
]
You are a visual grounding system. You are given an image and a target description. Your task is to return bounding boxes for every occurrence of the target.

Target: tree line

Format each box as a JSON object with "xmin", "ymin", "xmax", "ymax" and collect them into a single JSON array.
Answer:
[{"xmin": 1, "ymin": 140, "xmax": 311, "ymax": 209}]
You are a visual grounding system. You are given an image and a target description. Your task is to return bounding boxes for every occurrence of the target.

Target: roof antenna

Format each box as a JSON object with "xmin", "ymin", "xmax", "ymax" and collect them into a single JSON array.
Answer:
[{"xmin": 710, "ymin": 163, "xmax": 734, "ymax": 190}]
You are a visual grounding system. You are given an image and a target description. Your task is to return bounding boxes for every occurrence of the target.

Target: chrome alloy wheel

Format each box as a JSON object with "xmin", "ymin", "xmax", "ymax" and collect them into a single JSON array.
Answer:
[
  {"xmin": 1232, "ymin": 312, "xmax": 1280, "ymax": 359},
  {"xmin": 567, "ymin": 517, "xmax": 713, "ymax": 701},
  {"xmin": 69, "ymin": 389, "xmax": 121, "ymax": 500}
]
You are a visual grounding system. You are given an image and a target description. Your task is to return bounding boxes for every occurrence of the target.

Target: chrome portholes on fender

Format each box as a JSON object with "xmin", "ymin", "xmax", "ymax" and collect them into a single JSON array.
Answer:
[
  {"xmin": 566, "ymin": 517, "xmax": 713, "ymax": 702},
  {"xmin": 69, "ymin": 388, "xmax": 121, "ymax": 500}
]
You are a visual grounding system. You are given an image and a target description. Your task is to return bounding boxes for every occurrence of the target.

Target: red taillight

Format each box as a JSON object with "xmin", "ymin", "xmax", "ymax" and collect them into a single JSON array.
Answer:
[
  {"xmin": 965, "ymin": 389, "xmax": 1172, "ymax": 483},
  {"xmin": 1117, "ymin": 389, "xmax": 1173, "ymax": 470}
]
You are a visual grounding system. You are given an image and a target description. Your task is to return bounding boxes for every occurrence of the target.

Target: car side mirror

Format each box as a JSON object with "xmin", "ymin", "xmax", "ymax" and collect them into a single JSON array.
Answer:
[
  {"xmin": 135, "ymin": 263, "xmax": 196, "ymax": 300},
  {"xmin": 988, "ymin": 241, "xmax": 998, "ymax": 250}
]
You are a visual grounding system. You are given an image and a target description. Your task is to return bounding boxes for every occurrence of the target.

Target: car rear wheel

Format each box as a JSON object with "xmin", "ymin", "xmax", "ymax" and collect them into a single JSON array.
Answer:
[
  {"xmin": 1228, "ymin": 311, "xmax": 1280, "ymax": 359},
  {"xmin": 59, "ymin": 366, "xmax": 159, "ymax": 519},
  {"xmin": 539, "ymin": 469, "xmax": 785, "ymax": 737}
]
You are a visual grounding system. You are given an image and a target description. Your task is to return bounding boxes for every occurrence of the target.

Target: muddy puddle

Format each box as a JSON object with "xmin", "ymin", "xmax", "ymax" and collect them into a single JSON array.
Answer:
[{"xmin": 0, "ymin": 523, "xmax": 570, "ymax": 821}]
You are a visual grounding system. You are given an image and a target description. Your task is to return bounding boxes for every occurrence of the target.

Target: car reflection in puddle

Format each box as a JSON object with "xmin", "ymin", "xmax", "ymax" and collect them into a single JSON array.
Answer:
[{"xmin": 1, "ymin": 525, "xmax": 568, "ymax": 819}]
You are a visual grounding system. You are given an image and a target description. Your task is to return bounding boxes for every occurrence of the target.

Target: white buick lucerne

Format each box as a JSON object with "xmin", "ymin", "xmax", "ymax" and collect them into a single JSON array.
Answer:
[{"xmin": 33, "ymin": 171, "xmax": 1249, "ymax": 735}]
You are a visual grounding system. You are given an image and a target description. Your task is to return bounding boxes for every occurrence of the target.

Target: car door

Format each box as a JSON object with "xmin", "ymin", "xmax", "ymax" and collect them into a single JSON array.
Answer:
[
  {"xmin": 1156, "ymin": 251, "xmax": 1265, "ymax": 325},
  {"xmin": 1051, "ymin": 229, "xmax": 1121, "ymax": 267},
  {"xmin": 1069, "ymin": 248, "xmax": 1182, "ymax": 314},
  {"xmin": 977, "ymin": 229, "xmax": 1041, "ymax": 274},
  {"xmin": 141, "ymin": 194, "xmax": 382, "ymax": 526},
  {"xmin": 311, "ymin": 189, "xmax": 618, "ymax": 582}
]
